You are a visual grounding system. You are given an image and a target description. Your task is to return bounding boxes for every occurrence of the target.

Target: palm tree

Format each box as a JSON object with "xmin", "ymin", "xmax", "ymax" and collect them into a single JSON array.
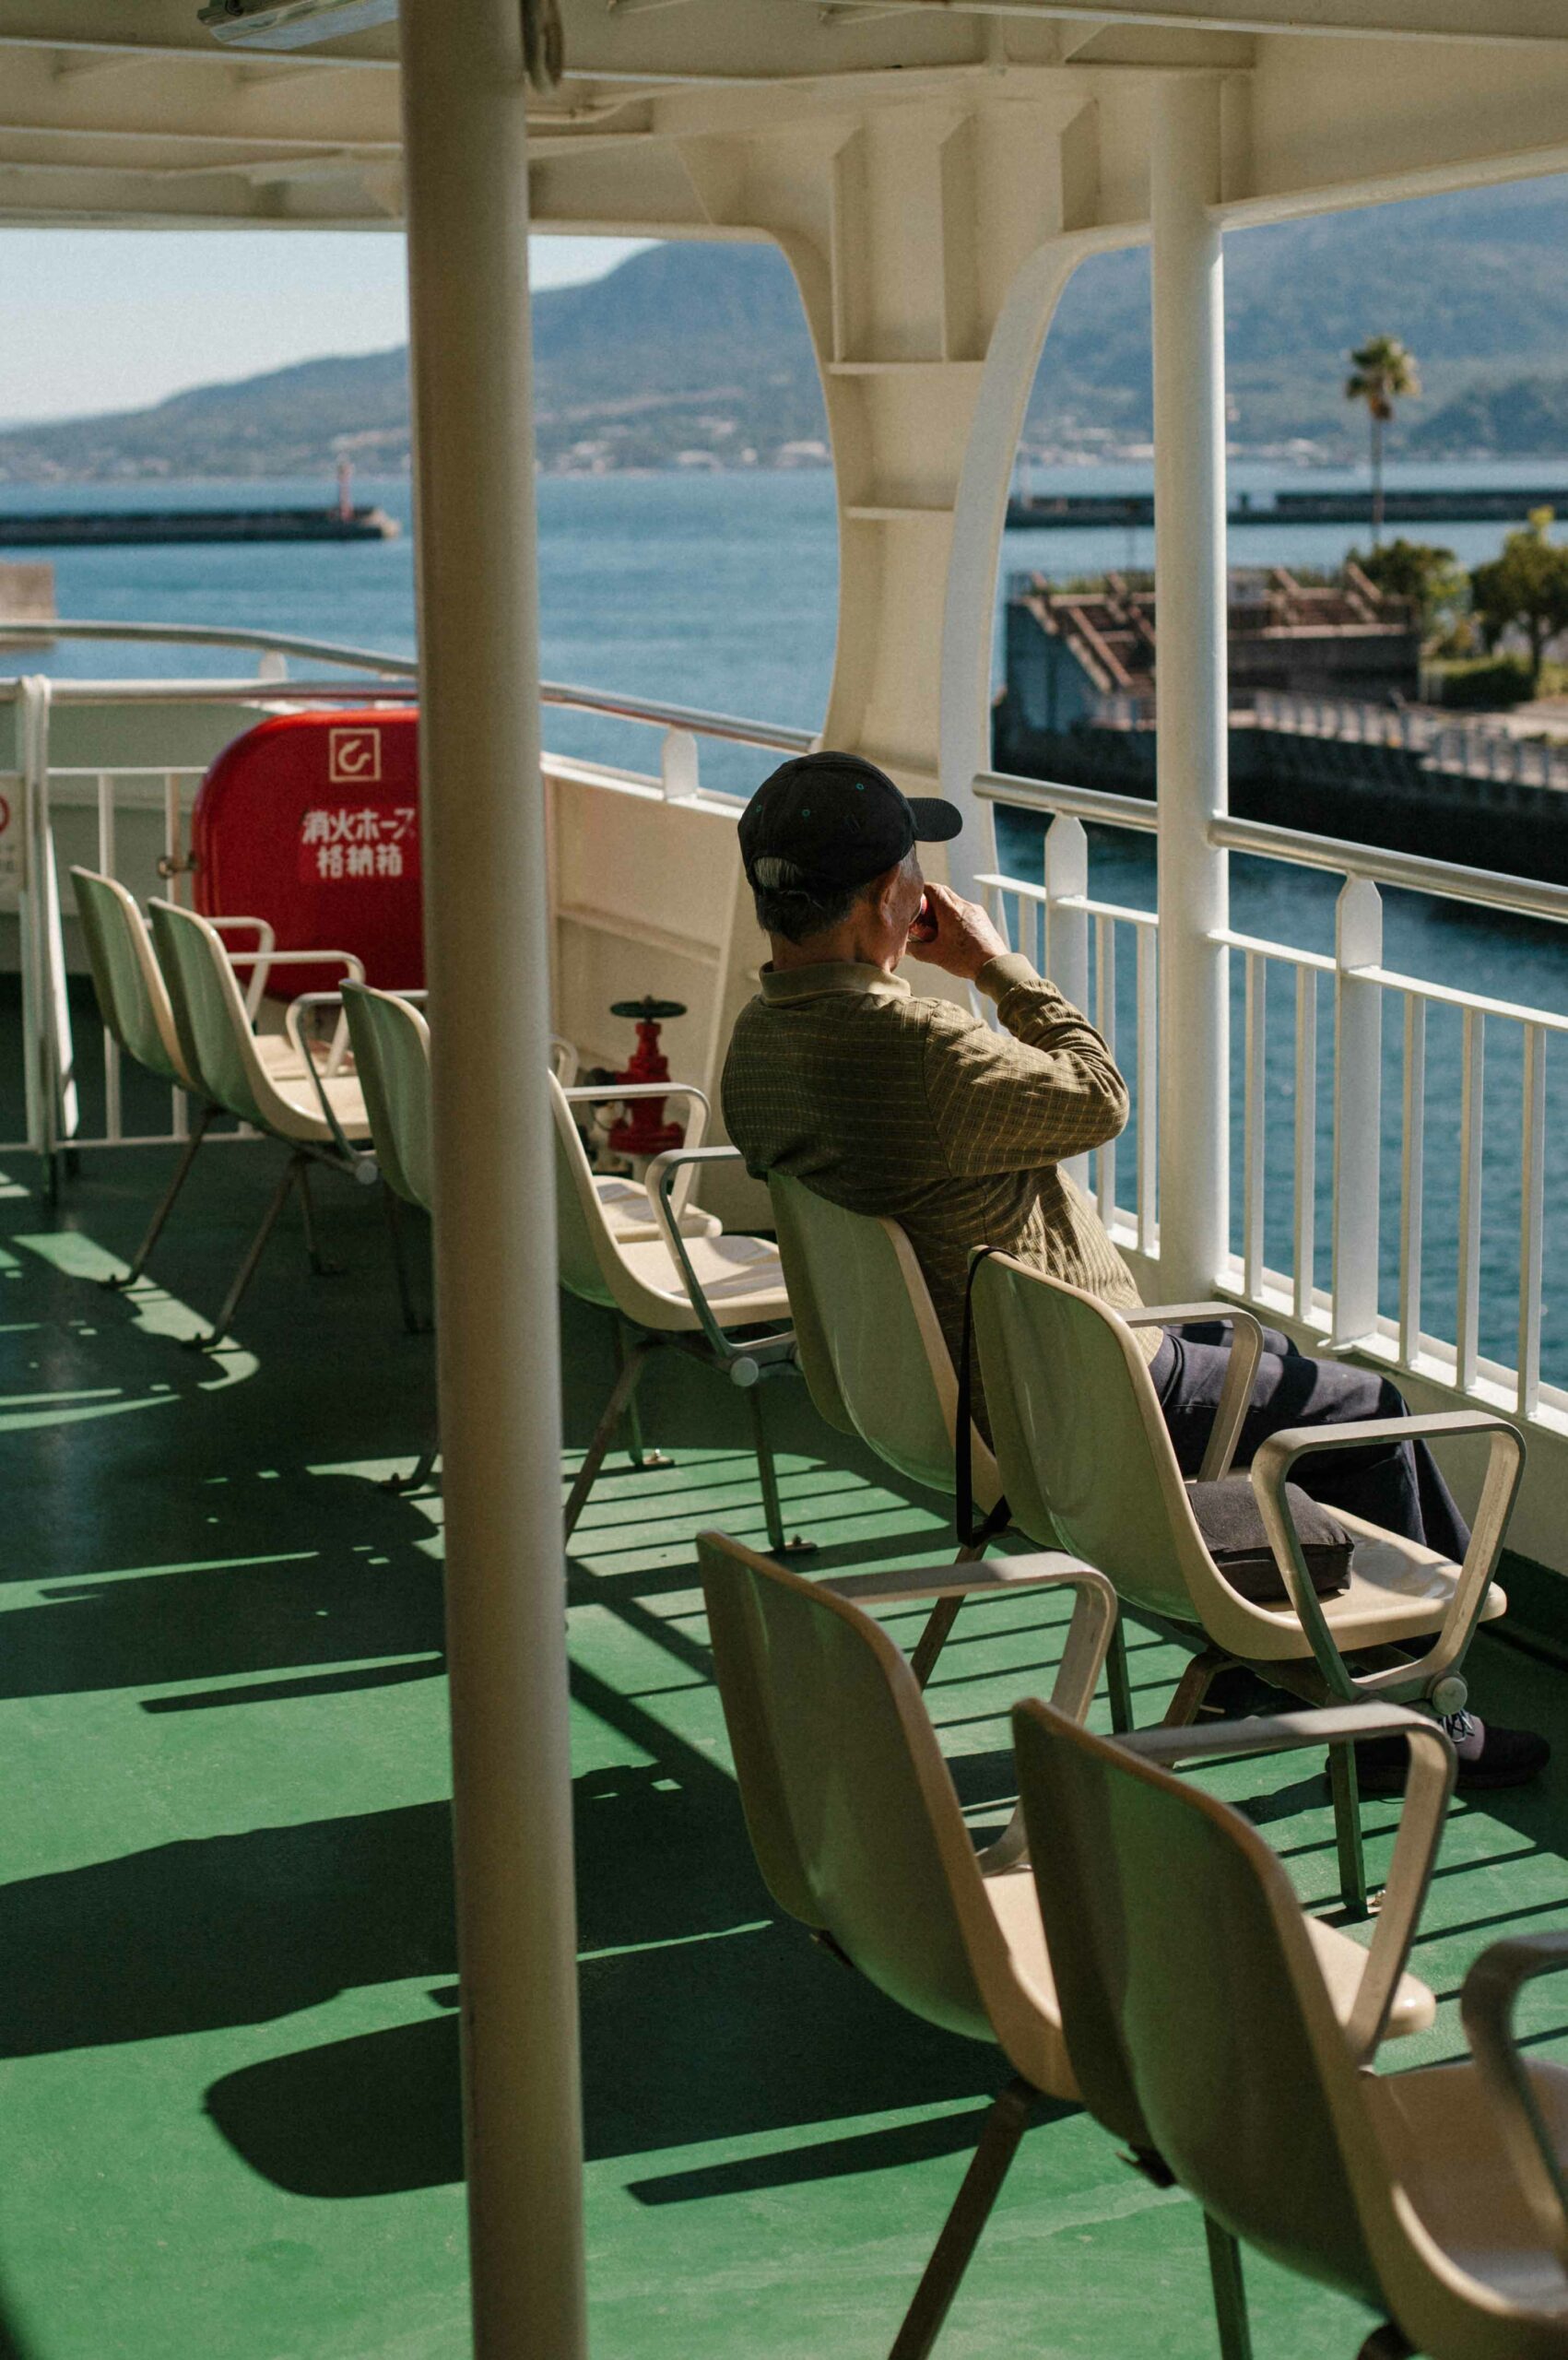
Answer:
[{"xmin": 1345, "ymin": 335, "xmax": 1421, "ymax": 548}]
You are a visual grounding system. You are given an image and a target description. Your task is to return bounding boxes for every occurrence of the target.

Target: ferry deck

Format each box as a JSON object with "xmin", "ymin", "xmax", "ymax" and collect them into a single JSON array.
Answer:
[{"xmin": 10, "ymin": 1, "xmax": 1568, "ymax": 2355}]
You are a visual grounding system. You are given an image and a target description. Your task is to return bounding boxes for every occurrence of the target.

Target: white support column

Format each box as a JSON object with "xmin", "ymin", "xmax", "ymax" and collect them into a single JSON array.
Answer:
[
  {"xmin": 1331, "ymin": 875, "xmax": 1385, "ymax": 1348},
  {"xmin": 398, "ymin": 7, "xmax": 587, "ymax": 2359},
  {"xmin": 1150, "ymin": 76, "xmax": 1229, "ymax": 1300}
]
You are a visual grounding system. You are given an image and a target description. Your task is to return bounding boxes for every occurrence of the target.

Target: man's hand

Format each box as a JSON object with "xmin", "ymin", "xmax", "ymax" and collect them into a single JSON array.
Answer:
[{"xmin": 905, "ymin": 881, "xmax": 1011, "ymax": 984}]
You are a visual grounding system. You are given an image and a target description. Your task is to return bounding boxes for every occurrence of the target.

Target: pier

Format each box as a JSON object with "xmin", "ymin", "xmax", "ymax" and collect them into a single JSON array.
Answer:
[
  {"xmin": 0, "ymin": 505, "xmax": 400, "ymax": 549},
  {"xmin": 1007, "ymin": 483, "xmax": 1568, "ymax": 530}
]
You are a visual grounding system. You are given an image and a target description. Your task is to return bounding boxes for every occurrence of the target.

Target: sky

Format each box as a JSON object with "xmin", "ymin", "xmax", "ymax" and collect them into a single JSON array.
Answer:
[{"xmin": 1, "ymin": 230, "xmax": 651, "ymax": 424}]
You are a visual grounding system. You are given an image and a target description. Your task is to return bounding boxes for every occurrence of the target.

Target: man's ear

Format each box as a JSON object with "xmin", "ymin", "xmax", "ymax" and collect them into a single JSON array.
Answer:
[{"xmin": 868, "ymin": 860, "xmax": 906, "ymax": 925}]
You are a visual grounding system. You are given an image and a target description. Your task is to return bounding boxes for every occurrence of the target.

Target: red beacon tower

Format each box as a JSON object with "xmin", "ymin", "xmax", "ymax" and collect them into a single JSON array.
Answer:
[{"xmin": 607, "ymin": 997, "xmax": 687, "ymax": 1161}]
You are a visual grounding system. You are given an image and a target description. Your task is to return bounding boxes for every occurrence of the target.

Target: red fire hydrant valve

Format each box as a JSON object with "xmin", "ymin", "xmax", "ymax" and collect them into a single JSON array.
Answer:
[{"xmin": 607, "ymin": 997, "xmax": 687, "ymax": 1159}]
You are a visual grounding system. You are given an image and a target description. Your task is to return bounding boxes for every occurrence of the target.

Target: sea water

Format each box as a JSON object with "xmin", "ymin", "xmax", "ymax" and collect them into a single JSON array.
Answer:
[{"xmin": 9, "ymin": 464, "xmax": 1568, "ymax": 1384}]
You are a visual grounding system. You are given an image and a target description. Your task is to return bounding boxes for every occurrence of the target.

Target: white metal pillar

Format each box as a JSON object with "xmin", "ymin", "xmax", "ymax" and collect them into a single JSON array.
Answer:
[
  {"xmin": 1150, "ymin": 75, "xmax": 1230, "ymax": 1300},
  {"xmin": 398, "ymin": 6, "xmax": 587, "ymax": 2357}
]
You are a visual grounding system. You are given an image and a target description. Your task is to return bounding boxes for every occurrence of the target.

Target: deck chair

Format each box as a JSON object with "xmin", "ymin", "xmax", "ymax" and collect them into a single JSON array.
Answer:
[
  {"xmin": 1013, "ymin": 1697, "xmax": 1568, "ymax": 2360},
  {"xmin": 767, "ymin": 1174, "xmax": 1267, "ymax": 1702},
  {"xmin": 148, "ymin": 897, "xmax": 374, "ymax": 1349},
  {"xmin": 973, "ymin": 1255, "xmax": 1524, "ymax": 1915},
  {"xmin": 695, "ymin": 1532, "xmax": 1435, "ymax": 2360},
  {"xmin": 552, "ymin": 1075, "xmax": 804, "ymax": 1552},
  {"xmin": 765, "ymin": 1172, "xmax": 1006, "ymax": 1684},
  {"xmin": 70, "ymin": 866, "xmax": 326, "ymax": 1289}
]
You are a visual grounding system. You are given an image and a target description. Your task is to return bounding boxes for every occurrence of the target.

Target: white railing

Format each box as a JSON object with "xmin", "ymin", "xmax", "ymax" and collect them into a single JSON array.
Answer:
[
  {"xmin": 976, "ymin": 761, "xmax": 1568, "ymax": 1455},
  {"xmin": 12, "ymin": 619, "xmax": 1568, "ymax": 1475},
  {"xmin": 0, "ymin": 624, "xmax": 813, "ymax": 1162}
]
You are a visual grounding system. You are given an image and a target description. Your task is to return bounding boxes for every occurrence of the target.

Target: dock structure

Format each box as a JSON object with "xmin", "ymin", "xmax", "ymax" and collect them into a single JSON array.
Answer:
[
  {"xmin": 0, "ymin": 506, "xmax": 400, "ymax": 549},
  {"xmin": 1008, "ymin": 484, "xmax": 1568, "ymax": 531}
]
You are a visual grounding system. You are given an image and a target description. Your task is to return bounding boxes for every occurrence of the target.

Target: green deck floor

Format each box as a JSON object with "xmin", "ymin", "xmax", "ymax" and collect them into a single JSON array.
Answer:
[{"xmin": 5, "ymin": 1136, "xmax": 1568, "ymax": 2360}]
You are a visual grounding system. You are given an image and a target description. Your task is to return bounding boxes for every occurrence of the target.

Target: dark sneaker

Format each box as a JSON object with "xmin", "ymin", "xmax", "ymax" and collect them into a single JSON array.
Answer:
[{"xmin": 1348, "ymin": 1714, "xmax": 1551, "ymax": 1797}]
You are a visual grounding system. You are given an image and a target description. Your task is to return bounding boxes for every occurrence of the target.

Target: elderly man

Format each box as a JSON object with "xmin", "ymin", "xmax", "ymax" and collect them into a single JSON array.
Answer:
[{"xmin": 722, "ymin": 749, "xmax": 1546, "ymax": 1792}]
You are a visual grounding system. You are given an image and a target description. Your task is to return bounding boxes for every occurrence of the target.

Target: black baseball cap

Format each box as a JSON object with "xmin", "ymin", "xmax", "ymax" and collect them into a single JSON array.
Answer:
[{"xmin": 739, "ymin": 751, "xmax": 962, "ymax": 892}]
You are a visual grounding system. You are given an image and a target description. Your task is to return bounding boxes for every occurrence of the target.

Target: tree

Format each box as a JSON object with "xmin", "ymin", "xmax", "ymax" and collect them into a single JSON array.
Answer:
[
  {"xmin": 1345, "ymin": 335, "xmax": 1421, "ymax": 548},
  {"xmin": 1469, "ymin": 508, "xmax": 1568, "ymax": 691},
  {"xmin": 1349, "ymin": 537, "xmax": 1465, "ymax": 639}
]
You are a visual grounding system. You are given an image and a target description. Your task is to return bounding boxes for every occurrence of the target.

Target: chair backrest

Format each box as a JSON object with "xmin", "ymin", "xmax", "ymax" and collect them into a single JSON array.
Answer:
[
  {"xmin": 342, "ymin": 983, "xmax": 434, "ymax": 1210},
  {"xmin": 147, "ymin": 898, "xmax": 274, "ymax": 1131},
  {"xmin": 548, "ymin": 1074, "xmax": 625, "ymax": 1311},
  {"xmin": 972, "ymin": 1255, "xmax": 1213, "ymax": 1623},
  {"xmin": 70, "ymin": 867, "xmax": 188, "ymax": 1090},
  {"xmin": 766, "ymin": 1172, "xmax": 976, "ymax": 1499},
  {"xmin": 697, "ymin": 1529, "xmax": 1017, "ymax": 2047},
  {"xmin": 1011, "ymin": 1699, "xmax": 1382, "ymax": 2307}
]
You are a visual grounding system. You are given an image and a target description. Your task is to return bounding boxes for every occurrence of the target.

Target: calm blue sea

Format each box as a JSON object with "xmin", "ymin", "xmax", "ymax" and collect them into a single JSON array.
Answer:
[{"xmin": 9, "ymin": 462, "xmax": 1568, "ymax": 1382}]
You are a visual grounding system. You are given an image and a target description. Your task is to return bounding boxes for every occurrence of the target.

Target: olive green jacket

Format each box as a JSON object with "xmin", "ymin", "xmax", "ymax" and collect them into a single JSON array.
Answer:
[{"xmin": 722, "ymin": 950, "xmax": 1154, "ymax": 1420}]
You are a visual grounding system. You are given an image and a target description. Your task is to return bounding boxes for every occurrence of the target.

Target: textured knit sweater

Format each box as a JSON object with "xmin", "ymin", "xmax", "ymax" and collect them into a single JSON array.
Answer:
[{"xmin": 722, "ymin": 950, "xmax": 1156, "ymax": 1421}]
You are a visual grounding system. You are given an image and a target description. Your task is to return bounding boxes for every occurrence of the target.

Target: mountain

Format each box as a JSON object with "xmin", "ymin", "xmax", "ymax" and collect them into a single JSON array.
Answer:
[{"xmin": 6, "ymin": 178, "xmax": 1568, "ymax": 479}]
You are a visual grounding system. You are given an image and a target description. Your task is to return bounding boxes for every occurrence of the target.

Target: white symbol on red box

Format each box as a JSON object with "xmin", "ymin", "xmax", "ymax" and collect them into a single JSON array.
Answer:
[{"xmin": 329, "ymin": 728, "xmax": 382, "ymax": 784}]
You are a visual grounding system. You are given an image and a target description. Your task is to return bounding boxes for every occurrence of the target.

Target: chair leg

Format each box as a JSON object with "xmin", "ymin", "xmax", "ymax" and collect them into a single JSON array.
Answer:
[
  {"xmin": 905, "ymin": 1533, "xmax": 990, "ymax": 1693},
  {"xmin": 1161, "ymin": 1646, "xmax": 1234, "ymax": 1730},
  {"xmin": 617, "ymin": 1323, "xmax": 671, "ymax": 1470},
  {"xmin": 563, "ymin": 1338, "xmax": 659, "ymax": 1540},
  {"xmin": 909, "ymin": 1597, "xmax": 964, "ymax": 1692},
  {"xmin": 1106, "ymin": 1615, "xmax": 1136, "ymax": 1732},
  {"xmin": 1329, "ymin": 1738, "xmax": 1371, "ymax": 1920},
  {"xmin": 105, "ymin": 1103, "xmax": 215, "ymax": 1290},
  {"xmin": 1203, "ymin": 2216, "xmax": 1255, "ymax": 2360},
  {"xmin": 295, "ymin": 1155, "xmax": 341, "ymax": 1277},
  {"xmin": 382, "ymin": 1184, "xmax": 430, "ymax": 1335},
  {"xmin": 746, "ymin": 1383, "xmax": 816, "ymax": 1559},
  {"xmin": 187, "ymin": 1151, "xmax": 303, "ymax": 1351},
  {"xmin": 888, "ymin": 2078, "xmax": 1035, "ymax": 2360},
  {"xmin": 383, "ymin": 1429, "xmax": 441, "ymax": 1495}
]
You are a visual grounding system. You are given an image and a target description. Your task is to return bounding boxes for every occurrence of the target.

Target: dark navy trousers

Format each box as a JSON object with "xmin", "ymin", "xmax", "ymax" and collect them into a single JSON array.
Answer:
[{"xmin": 1149, "ymin": 1319, "xmax": 1470, "ymax": 1560}]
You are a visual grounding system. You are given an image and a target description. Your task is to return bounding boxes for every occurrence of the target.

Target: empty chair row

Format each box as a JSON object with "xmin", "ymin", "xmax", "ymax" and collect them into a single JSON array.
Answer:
[{"xmin": 700, "ymin": 1529, "xmax": 1568, "ymax": 2360}]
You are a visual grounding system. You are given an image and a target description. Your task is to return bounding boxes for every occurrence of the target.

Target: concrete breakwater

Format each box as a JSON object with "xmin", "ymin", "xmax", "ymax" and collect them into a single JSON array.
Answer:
[
  {"xmin": 1006, "ymin": 485, "xmax": 1568, "ymax": 531},
  {"xmin": 0, "ymin": 506, "xmax": 400, "ymax": 549}
]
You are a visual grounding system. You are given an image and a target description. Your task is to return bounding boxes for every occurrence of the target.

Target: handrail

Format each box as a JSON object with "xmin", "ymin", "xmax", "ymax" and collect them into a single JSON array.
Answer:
[
  {"xmin": 0, "ymin": 621, "xmax": 815, "ymax": 753},
  {"xmin": 1211, "ymin": 811, "xmax": 1568, "ymax": 927},
  {"xmin": 0, "ymin": 617, "xmax": 416, "ymax": 676},
  {"xmin": 38, "ymin": 679, "xmax": 419, "ymax": 708},
  {"xmin": 974, "ymin": 766, "xmax": 1159, "ymax": 832},
  {"xmin": 536, "ymin": 679, "xmax": 813, "ymax": 752},
  {"xmin": 980, "ymin": 762, "xmax": 1568, "ymax": 927}
]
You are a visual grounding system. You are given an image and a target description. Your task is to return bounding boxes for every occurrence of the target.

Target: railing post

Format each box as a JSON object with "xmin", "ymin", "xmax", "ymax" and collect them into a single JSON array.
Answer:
[
  {"xmin": 1151, "ymin": 75, "xmax": 1229, "ymax": 1298},
  {"xmin": 398, "ymin": 6, "xmax": 587, "ymax": 2357},
  {"xmin": 1331, "ymin": 875, "xmax": 1384, "ymax": 1348},
  {"xmin": 1043, "ymin": 815, "xmax": 1091, "ymax": 1193},
  {"xmin": 661, "ymin": 726, "xmax": 700, "ymax": 800}
]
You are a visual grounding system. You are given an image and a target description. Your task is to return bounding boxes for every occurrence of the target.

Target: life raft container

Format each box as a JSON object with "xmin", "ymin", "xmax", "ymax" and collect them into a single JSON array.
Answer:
[{"xmin": 194, "ymin": 707, "xmax": 423, "ymax": 997}]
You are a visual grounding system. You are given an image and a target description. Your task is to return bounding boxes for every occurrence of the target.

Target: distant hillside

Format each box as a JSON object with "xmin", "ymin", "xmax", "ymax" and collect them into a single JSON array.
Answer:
[{"xmin": 7, "ymin": 178, "xmax": 1568, "ymax": 479}]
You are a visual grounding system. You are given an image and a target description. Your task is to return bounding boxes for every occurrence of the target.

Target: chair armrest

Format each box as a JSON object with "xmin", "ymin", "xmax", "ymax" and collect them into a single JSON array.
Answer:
[
  {"xmin": 824, "ymin": 1552, "xmax": 1117, "ymax": 1726},
  {"xmin": 282, "ymin": 990, "xmax": 375, "ymax": 1173},
  {"xmin": 643, "ymin": 1147, "xmax": 789, "ymax": 1369},
  {"xmin": 1249, "ymin": 1411, "xmax": 1525, "ymax": 1707},
  {"xmin": 1126, "ymin": 1703, "xmax": 1454, "ymax": 2062},
  {"xmin": 207, "ymin": 915, "xmax": 277, "ymax": 1020},
  {"xmin": 1122, "ymin": 1301, "xmax": 1266, "ymax": 1481},
  {"xmin": 562, "ymin": 1082, "xmax": 711, "ymax": 1192},
  {"xmin": 282, "ymin": 985, "xmax": 355, "ymax": 1082},
  {"xmin": 1462, "ymin": 1932, "xmax": 1568, "ymax": 2259}
]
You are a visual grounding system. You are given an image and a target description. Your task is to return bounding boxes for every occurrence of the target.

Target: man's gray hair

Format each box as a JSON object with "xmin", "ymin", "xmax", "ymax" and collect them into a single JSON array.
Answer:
[{"xmin": 750, "ymin": 853, "xmax": 863, "ymax": 945}]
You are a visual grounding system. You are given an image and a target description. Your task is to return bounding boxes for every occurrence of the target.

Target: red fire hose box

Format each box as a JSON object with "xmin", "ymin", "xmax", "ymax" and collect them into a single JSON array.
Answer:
[{"xmin": 193, "ymin": 708, "xmax": 424, "ymax": 997}]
